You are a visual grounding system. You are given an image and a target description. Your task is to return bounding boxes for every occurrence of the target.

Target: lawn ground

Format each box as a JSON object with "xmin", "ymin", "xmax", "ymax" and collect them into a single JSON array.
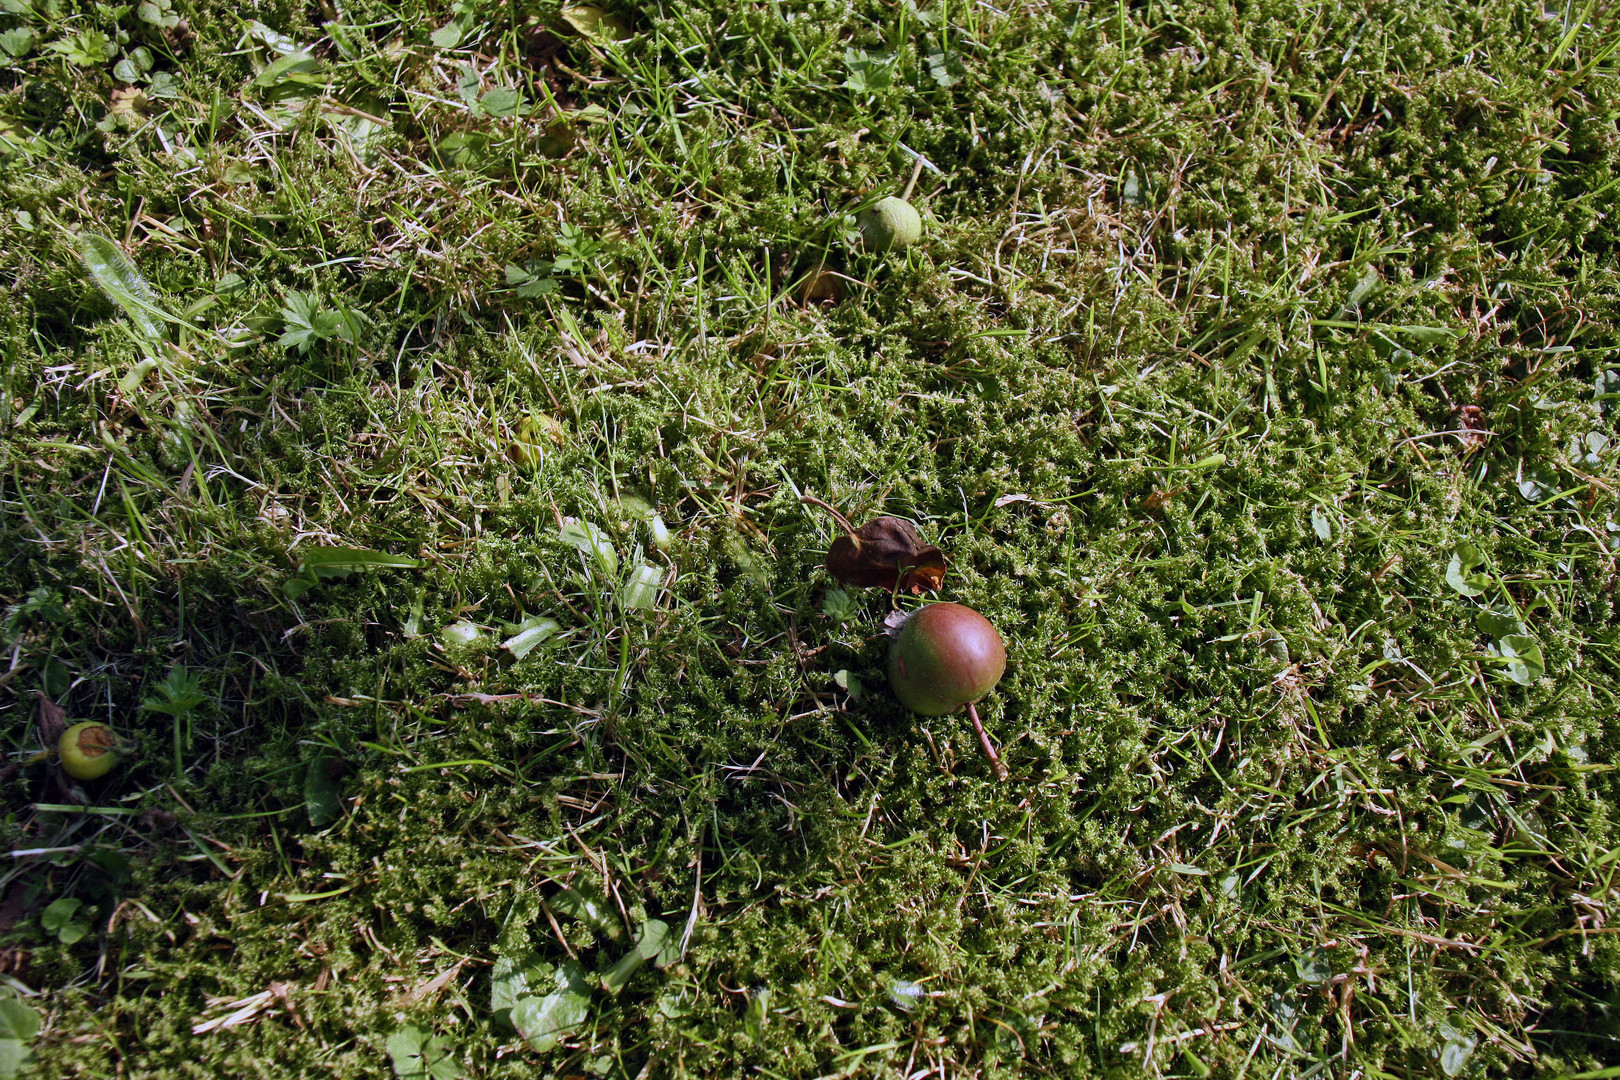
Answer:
[{"xmin": 2, "ymin": 1, "xmax": 1620, "ymax": 1077}]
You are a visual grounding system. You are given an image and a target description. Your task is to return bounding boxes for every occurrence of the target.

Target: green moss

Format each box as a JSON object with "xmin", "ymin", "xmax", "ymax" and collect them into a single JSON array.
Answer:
[{"xmin": 2, "ymin": 0, "xmax": 1619, "ymax": 1075}]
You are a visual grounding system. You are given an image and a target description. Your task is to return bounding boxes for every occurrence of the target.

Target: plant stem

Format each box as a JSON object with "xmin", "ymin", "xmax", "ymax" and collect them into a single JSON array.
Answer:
[
  {"xmin": 965, "ymin": 701, "xmax": 1008, "ymax": 781},
  {"xmin": 901, "ymin": 156, "xmax": 924, "ymax": 202},
  {"xmin": 799, "ymin": 494, "xmax": 857, "ymax": 538}
]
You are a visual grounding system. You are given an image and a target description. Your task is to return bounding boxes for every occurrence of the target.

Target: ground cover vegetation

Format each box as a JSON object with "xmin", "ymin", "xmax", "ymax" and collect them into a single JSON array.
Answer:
[{"xmin": 1, "ymin": 0, "xmax": 1618, "ymax": 1075}]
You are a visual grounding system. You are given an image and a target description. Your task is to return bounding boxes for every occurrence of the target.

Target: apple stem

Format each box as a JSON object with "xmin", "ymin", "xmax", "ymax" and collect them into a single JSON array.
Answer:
[{"xmin": 965, "ymin": 700, "xmax": 1008, "ymax": 781}]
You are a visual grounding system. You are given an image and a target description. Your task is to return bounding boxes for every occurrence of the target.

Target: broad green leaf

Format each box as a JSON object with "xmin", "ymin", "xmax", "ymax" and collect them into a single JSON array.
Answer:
[
  {"xmin": 298, "ymin": 546, "xmax": 422, "ymax": 572},
  {"xmin": 430, "ymin": 22, "xmax": 462, "ymax": 48},
  {"xmin": 253, "ymin": 50, "xmax": 321, "ymax": 89},
  {"xmin": 113, "ymin": 47, "xmax": 153, "ymax": 82},
  {"xmin": 47, "ymin": 30, "xmax": 114, "ymax": 65},
  {"xmin": 1310, "ymin": 506, "xmax": 1332, "ymax": 541},
  {"xmin": 1475, "ymin": 607, "xmax": 1524, "ymax": 639},
  {"xmin": 140, "ymin": 664, "xmax": 205, "ymax": 717},
  {"xmin": 491, "ymin": 953, "xmax": 552, "ymax": 1020},
  {"xmin": 403, "ymin": 587, "xmax": 425, "ymax": 637},
  {"xmin": 745, "ymin": 986, "xmax": 769, "ymax": 1041},
  {"xmin": 822, "ymin": 588, "xmax": 857, "ymax": 622},
  {"xmin": 1498, "ymin": 634, "xmax": 1545, "ymax": 685},
  {"xmin": 1260, "ymin": 632, "xmax": 1290, "ymax": 664},
  {"xmin": 1438, "ymin": 1024, "xmax": 1477, "ymax": 1077},
  {"xmin": 278, "ymin": 291, "xmax": 347, "ymax": 353},
  {"xmin": 78, "ymin": 233, "xmax": 179, "ymax": 350},
  {"xmin": 386, "ymin": 1026, "xmax": 465, "ymax": 1080},
  {"xmin": 41, "ymin": 897, "xmax": 81, "ymax": 932},
  {"xmin": 0, "ymin": 1037, "xmax": 32, "ymax": 1080},
  {"xmin": 650, "ymin": 918, "xmax": 680, "ymax": 967},
  {"xmin": 927, "ymin": 49, "xmax": 965, "ymax": 87},
  {"xmin": 600, "ymin": 919, "xmax": 671, "ymax": 993},
  {"xmin": 1293, "ymin": 950, "xmax": 1332, "ymax": 986},
  {"xmin": 247, "ymin": 21, "xmax": 303, "ymax": 55},
  {"xmin": 514, "ymin": 275, "xmax": 559, "ymax": 299},
  {"xmin": 439, "ymin": 620, "xmax": 488, "ymax": 648},
  {"xmin": 600, "ymin": 944, "xmax": 646, "ymax": 994},
  {"xmin": 620, "ymin": 496, "xmax": 671, "ymax": 548},
  {"xmin": 832, "ymin": 668, "xmax": 862, "ymax": 700},
  {"xmin": 385, "ymin": 1028, "xmax": 426, "ymax": 1077},
  {"xmin": 549, "ymin": 884, "xmax": 623, "ymax": 940},
  {"xmin": 1345, "ymin": 263, "xmax": 1380, "ymax": 308},
  {"xmin": 646, "ymin": 512, "xmax": 670, "ymax": 550},
  {"xmin": 560, "ymin": 5, "xmax": 633, "ymax": 41},
  {"xmin": 1444, "ymin": 543, "xmax": 1488, "ymax": 597},
  {"xmin": 619, "ymin": 563, "xmax": 662, "ymax": 612},
  {"xmin": 478, "ymin": 87, "xmax": 523, "ymax": 118},
  {"xmin": 0, "ymin": 999, "xmax": 39, "ymax": 1043},
  {"xmin": 655, "ymin": 986, "xmax": 693, "ymax": 1019},
  {"xmin": 843, "ymin": 48, "xmax": 894, "ymax": 93},
  {"xmin": 455, "ymin": 65, "xmax": 481, "ymax": 107},
  {"xmin": 138, "ymin": 0, "xmax": 180, "ymax": 28},
  {"xmin": 304, "ymin": 754, "xmax": 343, "ymax": 827},
  {"xmin": 328, "ymin": 111, "xmax": 388, "ymax": 166},
  {"xmin": 503, "ymin": 616, "xmax": 560, "ymax": 659},
  {"xmin": 510, "ymin": 961, "xmax": 591, "ymax": 1052},
  {"xmin": 287, "ymin": 547, "xmax": 418, "ymax": 599},
  {"xmin": 0, "ymin": 28, "xmax": 34, "ymax": 58},
  {"xmin": 559, "ymin": 520, "xmax": 617, "ymax": 576},
  {"xmin": 283, "ymin": 569, "xmax": 319, "ymax": 600}
]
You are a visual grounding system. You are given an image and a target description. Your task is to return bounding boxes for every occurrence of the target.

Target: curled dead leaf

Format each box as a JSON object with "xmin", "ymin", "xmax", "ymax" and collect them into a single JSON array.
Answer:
[
  {"xmin": 1455, "ymin": 405, "xmax": 1489, "ymax": 452},
  {"xmin": 825, "ymin": 517, "xmax": 947, "ymax": 594},
  {"xmin": 35, "ymin": 691, "xmax": 67, "ymax": 746}
]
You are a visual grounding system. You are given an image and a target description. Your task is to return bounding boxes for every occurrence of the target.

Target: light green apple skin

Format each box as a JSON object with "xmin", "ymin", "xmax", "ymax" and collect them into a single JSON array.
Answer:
[{"xmin": 860, "ymin": 197, "xmax": 923, "ymax": 251}]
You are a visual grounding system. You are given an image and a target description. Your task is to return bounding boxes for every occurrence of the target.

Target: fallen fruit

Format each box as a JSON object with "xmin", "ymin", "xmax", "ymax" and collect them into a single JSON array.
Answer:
[
  {"xmin": 888, "ymin": 604, "xmax": 1005, "ymax": 715},
  {"xmin": 508, "ymin": 414, "xmax": 565, "ymax": 468},
  {"xmin": 859, "ymin": 196, "xmax": 922, "ymax": 251},
  {"xmin": 888, "ymin": 604, "xmax": 1009, "ymax": 780},
  {"xmin": 59, "ymin": 721, "xmax": 124, "ymax": 781}
]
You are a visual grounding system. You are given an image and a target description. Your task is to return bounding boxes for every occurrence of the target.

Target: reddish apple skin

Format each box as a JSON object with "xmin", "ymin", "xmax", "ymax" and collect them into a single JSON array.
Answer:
[{"xmin": 888, "ymin": 604, "xmax": 1006, "ymax": 716}]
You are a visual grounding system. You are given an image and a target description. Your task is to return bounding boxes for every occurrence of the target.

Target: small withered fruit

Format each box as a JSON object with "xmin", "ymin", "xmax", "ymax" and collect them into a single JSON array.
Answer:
[{"xmin": 59, "ymin": 721, "xmax": 126, "ymax": 781}]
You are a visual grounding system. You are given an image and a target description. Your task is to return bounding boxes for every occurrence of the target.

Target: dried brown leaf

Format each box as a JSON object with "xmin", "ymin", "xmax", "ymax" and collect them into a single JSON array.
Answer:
[
  {"xmin": 35, "ymin": 691, "xmax": 67, "ymax": 746},
  {"xmin": 826, "ymin": 517, "xmax": 947, "ymax": 594}
]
